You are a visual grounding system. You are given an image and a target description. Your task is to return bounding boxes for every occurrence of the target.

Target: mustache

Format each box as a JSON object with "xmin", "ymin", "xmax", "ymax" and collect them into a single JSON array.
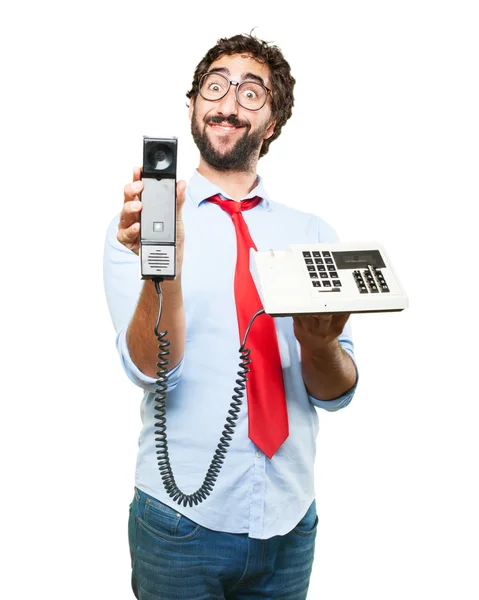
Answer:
[{"xmin": 205, "ymin": 115, "xmax": 249, "ymax": 128}]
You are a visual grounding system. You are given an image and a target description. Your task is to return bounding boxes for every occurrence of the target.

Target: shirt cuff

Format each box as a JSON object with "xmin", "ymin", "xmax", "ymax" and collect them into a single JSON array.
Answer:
[
  {"xmin": 307, "ymin": 348, "xmax": 358, "ymax": 412},
  {"xmin": 115, "ymin": 327, "xmax": 184, "ymax": 393}
]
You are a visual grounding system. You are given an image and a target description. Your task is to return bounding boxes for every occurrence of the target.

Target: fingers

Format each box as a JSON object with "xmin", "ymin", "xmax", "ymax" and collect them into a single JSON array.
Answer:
[
  {"xmin": 133, "ymin": 166, "xmax": 142, "ymax": 182},
  {"xmin": 117, "ymin": 221, "xmax": 140, "ymax": 247},
  {"xmin": 177, "ymin": 179, "xmax": 186, "ymax": 207},
  {"xmin": 120, "ymin": 198, "xmax": 142, "ymax": 226},
  {"xmin": 124, "ymin": 179, "xmax": 144, "ymax": 204},
  {"xmin": 118, "ymin": 171, "xmax": 185, "ymax": 256},
  {"xmin": 293, "ymin": 312, "xmax": 350, "ymax": 336},
  {"xmin": 333, "ymin": 313, "xmax": 351, "ymax": 331},
  {"xmin": 118, "ymin": 169, "xmax": 144, "ymax": 254},
  {"xmin": 294, "ymin": 314, "xmax": 332, "ymax": 331}
]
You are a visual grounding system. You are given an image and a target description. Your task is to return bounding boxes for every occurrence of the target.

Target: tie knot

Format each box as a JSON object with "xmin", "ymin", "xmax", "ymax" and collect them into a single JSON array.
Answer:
[{"xmin": 206, "ymin": 194, "xmax": 262, "ymax": 217}]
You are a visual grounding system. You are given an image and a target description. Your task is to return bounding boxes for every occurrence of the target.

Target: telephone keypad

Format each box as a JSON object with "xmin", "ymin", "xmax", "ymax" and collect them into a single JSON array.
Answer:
[
  {"xmin": 352, "ymin": 267, "xmax": 390, "ymax": 294},
  {"xmin": 303, "ymin": 250, "xmax": 343, "ymax": 291},
  {"xmin": 353, "ymin": 270, "xmax": 368, "ymax": 294},
  {"xmin": 372, "ymin": 267, "xmax": 390, "ymax": 292}
]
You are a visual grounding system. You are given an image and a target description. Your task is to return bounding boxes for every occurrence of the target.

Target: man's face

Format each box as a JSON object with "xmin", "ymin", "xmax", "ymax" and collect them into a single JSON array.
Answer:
[{"xmin": 189, "ymin": 53, "xmax": 276, "ymax": 172}]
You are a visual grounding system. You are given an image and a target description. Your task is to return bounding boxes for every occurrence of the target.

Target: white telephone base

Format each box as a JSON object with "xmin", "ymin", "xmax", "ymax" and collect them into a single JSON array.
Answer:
[{"xmin": 250, "ymin": 242, "xmax": 408, "ymax": 316}]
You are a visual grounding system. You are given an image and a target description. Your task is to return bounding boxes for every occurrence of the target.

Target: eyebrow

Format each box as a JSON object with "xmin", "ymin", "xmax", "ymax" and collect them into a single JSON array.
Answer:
[{"xmin": 208, "ymin": 67, "xmax": 267, "ymax": 87}]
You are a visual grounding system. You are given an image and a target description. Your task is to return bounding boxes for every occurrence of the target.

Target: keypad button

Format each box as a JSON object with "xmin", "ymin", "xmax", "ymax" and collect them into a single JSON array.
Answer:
[
  {"xmin": 325, "ymin": 258, "xmax": 334, "ymax": 264},
  {"xmin": 314, "ymin": 258, "xmax": 324, "ymax": 265},
  {"xmin": 333, "ymin": 280, "xmax": 342, "ymax": 287},
  {"xmin": 323, "ymin": 280, "xmax": 332, "ymax": 287},
  {"xmin": 307, "ymin": 266, "xmax": 316, "ymax": 272},
  {"xmin": 330, "ymin": 272, "xmax": 338, "ymax": 278},
  {"xmin": 309, "ymin": 272, "xmax": 318, "ymax": 279},
  {"xmin": 305, "ymin": 258, "xmax": 313, "ymax": 265},
  {"xmin": 312, "ymin": 281, "xmax": 321, "ymax": 287},
  {"xmin": 327, "ymin": 264, "xmax": 335, "ymax": 271},
  {"xmin": 322, "ymin": 251, "xmax": 331, "ymax": 257},
  {"xmin": 320, "ymin": 272, "xmax": 328, "ymax": 279},
  {"xmin": 312, "ymin": 251, "xmax": 321, "ymax": 257},
  {"xmin": 303, "ymin": 251, "xmax": 311, "ymax": 257},
  {"xmin": 318, "ymin": 265, "xmax": 326, "ymax": 272}
]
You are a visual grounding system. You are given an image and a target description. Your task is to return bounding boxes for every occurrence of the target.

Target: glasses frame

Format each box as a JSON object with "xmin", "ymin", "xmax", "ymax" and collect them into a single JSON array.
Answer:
[{"xmin": 198, "ymin": 72, "xmax": 273, "ymax": 111}]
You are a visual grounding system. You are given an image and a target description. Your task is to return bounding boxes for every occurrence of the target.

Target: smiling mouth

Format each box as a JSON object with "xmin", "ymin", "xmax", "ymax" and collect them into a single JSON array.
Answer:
[{"xmin": 208, "ymin": 123, "xmax": 245, "ymax": 132}]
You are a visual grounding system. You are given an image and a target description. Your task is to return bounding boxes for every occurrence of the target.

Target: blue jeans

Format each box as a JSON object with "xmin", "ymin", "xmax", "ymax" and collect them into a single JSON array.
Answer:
[{"xmin": 128, "ymin": 487, "xmax": 318, "ymax": 599}]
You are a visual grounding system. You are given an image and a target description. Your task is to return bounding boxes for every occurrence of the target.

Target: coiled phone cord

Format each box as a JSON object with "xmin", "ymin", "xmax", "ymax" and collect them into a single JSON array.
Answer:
[{"xmin": 153, "ymin": 278, "xmax": 264, "ymax": 508}]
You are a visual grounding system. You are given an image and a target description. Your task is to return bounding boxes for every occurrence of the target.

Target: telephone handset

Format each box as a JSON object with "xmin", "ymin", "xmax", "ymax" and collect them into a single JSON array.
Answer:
[
  {"xmin": 140, "ymin": 136, "xmax": 177, "ymax": 280},
  {"xmin": 139, "ymin": 136, "xmax": 256, "ymax": 508},
  {"xmin": 250, "ymin": 242, "xmax": 408, "ymax": 316}
]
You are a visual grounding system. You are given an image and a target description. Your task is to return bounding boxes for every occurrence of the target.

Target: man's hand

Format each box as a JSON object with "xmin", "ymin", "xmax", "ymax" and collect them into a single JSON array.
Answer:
[
  {"xmin": 120, "ymin": 168, "xmax": 187, "ymax": 377},
  {"xmin": 292, "ymin": 313, "xmax": 351, "ymax": 354},
  {"xmin": 293, "ymin": 313, "xmax": 357, "ymax": 400},
  {"xmin": 117, "ymin": 167, "xmax": 187, "ymax": 273}
]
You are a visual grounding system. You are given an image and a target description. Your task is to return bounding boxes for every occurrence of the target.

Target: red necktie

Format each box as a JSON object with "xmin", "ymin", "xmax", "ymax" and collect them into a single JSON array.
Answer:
[{"xmin": 207, "ymin": 194, "xmax": 289, "ymax": 459}]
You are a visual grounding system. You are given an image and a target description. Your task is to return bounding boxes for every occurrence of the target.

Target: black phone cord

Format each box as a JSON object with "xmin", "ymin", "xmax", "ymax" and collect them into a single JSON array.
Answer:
[{"xmin": 152, "ymin": 278, "xmax": 264, "ymax": 508}]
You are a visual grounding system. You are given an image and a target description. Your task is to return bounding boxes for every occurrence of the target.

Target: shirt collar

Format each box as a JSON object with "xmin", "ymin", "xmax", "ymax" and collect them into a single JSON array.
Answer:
[{"xmin": 188, "ymin": 169, "xmax": 271, "ymax": 211}]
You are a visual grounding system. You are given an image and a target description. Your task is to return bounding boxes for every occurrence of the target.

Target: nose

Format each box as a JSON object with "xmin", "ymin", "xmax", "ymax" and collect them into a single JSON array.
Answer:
[{"xmin": 216, "ymin": 84, "xmax": 238, "ymax": 116}]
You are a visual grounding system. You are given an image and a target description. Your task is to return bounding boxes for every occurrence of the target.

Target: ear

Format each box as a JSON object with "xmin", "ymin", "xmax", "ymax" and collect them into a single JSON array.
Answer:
[
  {"xmin": 263, "ymin": 119, "xmax": 276, "ymax": 141},
  {"xmin": 188, "ymin": 97, "xmax": 195, "ymax": 121}
]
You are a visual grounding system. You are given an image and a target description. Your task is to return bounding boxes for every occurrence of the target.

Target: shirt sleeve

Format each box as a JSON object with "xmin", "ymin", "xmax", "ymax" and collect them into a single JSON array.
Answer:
[
  {"xmin": 103, "ymin": 215, "xmax": 184, "ymax": 392},
  {"xmin": 305, "ymin": 216, "xmax": 359, "ymax": 411}
]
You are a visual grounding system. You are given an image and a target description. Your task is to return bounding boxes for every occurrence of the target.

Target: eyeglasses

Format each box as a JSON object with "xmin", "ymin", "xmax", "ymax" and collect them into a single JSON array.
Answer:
[{"xmin": 198, "ymin": 72, "xmax": 273, "ymax": 111}]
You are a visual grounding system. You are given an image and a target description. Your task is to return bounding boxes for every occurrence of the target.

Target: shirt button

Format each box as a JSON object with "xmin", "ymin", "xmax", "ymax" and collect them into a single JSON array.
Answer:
[{"xmin": 256, "ymin": 451, "xmax": 262, "ymax": 458}]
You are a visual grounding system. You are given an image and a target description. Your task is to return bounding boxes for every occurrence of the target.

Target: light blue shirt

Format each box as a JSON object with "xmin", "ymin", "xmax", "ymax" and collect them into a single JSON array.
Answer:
[{"xmin": 103, "ymin": 169, "xmax": 357, "ymax": 539}]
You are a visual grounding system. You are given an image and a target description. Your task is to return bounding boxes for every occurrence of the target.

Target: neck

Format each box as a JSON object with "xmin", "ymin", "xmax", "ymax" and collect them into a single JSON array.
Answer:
[{"xmin": 197, "ymin": 158, "xmax": 259, "ymax": 201}]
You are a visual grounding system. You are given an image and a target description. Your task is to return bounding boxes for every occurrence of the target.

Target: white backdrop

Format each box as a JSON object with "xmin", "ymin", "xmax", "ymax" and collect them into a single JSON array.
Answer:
[{"xmin": 1, "ymin": 1, "xmax": 478, "ymax": 598}]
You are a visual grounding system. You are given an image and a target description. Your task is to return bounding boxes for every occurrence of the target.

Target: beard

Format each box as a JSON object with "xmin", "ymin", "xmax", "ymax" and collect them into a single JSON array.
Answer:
[{"xmin": 191, "ymin": 107, "xmax": 268, "ymax": 172}]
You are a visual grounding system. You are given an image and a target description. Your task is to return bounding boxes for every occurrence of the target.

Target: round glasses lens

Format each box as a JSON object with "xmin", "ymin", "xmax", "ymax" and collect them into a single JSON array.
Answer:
[
  {"xmin": 237, "ymin": 81, "xmax": 267, "ymax": 109},
  {"xmin": 200, "ymin": 73, "xmax": 229, "ymax": 100}
]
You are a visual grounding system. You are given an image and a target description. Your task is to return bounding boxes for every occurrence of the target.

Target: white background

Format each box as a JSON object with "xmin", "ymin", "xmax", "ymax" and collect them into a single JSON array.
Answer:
[{"xmin": 1, "ymin": 1, "xmax": 478, "ymax": 598}]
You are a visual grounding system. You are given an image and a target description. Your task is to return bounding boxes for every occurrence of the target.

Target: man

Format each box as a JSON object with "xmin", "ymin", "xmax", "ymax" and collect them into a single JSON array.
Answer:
[{"xmin": 104, "ymin": 33, "xmax": 358, "ymax": 600}]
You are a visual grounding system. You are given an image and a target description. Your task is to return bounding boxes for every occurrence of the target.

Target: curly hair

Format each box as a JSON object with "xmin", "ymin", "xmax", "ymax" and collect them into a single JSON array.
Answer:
[{"xmin": 186, "ymin": 33, "xmax": 295, "ymax": 158}]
